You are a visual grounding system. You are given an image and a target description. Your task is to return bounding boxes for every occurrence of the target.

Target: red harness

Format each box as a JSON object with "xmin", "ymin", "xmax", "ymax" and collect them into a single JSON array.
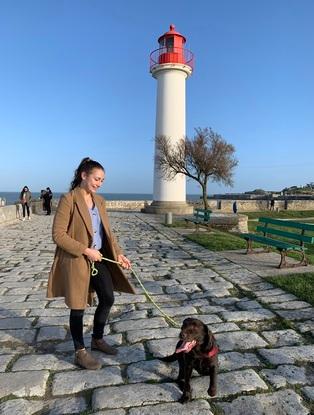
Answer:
[{"xmin": 206, "ymin": 344, "xmax": 219, "ymax": 358}]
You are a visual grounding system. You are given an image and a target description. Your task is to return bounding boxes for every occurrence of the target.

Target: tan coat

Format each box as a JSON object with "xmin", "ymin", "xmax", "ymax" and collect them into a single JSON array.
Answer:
[{"xmin": 47, "ymin": 187, "xmax": 135, "ymax": 309}]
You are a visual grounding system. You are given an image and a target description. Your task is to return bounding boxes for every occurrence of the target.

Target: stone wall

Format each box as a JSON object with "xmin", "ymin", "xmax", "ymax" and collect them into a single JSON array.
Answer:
[
  {"xmin": 1, "ymin": 197, "xmax": 314, "ymax": 225},
  {"xmin": 209, "ymin": 213, "xmax": 248, "ymax": 233},
  {"xmin": 105, "ymin": 200, "xmax": 153, "ymax": 210},
  {"xmin": 196, "ymin": 199, "xmax": 314, "ymax": 212},
  {"xmin": 0, "ymin": 205, "xmax": 19, "ymax": 224}
]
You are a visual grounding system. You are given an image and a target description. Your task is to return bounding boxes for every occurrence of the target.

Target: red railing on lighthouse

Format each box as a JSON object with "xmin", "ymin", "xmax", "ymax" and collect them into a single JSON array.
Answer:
[{"xmin": 150, "ymin": 47, "xmax": 194, "ymax": 71}]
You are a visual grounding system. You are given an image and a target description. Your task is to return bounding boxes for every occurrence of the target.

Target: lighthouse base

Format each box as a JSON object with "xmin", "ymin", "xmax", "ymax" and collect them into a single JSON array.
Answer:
[{"xmin": 142, "ymin": 200, "xmax": 193, "ymax": 215}]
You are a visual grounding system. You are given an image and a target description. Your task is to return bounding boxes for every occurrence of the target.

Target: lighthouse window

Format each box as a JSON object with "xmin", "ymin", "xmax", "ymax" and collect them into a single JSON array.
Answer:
[{"xmin": 166, "ymin": 37, "xmax": 174, "ymax": 52}]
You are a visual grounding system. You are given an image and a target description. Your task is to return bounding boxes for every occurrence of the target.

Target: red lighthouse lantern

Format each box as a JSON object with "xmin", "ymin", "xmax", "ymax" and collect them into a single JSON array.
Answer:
[{"xmin": 150, "ymin": 24, "xmax": 194, "ymax": 70}]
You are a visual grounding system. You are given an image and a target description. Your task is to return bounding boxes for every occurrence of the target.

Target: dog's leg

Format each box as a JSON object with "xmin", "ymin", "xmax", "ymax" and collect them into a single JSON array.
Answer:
[
  {"xmin": 179, "ymin": 355, "xmax": 193, "ymax": 404},
  {"xmin": 158, "ymin": 353, "xmax": 178, "ymax": 363},
  {"xmin": 208, "ymin": 364, "xmax": 217, "ymax": 397},
  {"xmin": 176, "ymin": 354, "xmax": 185, "ymax": 391}
]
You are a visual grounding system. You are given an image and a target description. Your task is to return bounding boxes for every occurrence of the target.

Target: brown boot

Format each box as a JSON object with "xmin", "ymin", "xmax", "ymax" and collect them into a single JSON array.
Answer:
[
  {"xmin": 91, "ymin": 338, "xmax": 118, "ymax": 355},
  {"xmin": 74, "ymin": 348, "xmax": 102, "ymax": 370}
]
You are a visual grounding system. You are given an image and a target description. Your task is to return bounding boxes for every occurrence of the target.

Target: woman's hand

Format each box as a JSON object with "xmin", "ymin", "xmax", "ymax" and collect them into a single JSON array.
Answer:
[
  {"xmin": 84, "ymin": 248, "xmax": 102, "ymax": 262},
  {"xmin": 118, "ymin": 254, "xmax": 131, "ymax": 270}
]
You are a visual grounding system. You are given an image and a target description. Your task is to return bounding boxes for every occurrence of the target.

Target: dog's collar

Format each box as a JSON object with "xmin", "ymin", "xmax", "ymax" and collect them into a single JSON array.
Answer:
[{"xmin": 206, "ymin": 344, "xmax": 219, "ymax": 358}]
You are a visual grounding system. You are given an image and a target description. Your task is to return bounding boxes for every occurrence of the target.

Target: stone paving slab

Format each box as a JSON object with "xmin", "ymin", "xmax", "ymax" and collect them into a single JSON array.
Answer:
[
  {"xmin": 127, "ymin": 359, "xmax": 178, "ymax": 383},
  {"xmin": 0, "ymin": 399, "xmax": 45, "ymax": 415},
  {"xmin": 128, "ymin": 399, "xmax": 213, "ymax": 414},
  {"xmin": 261, "ymin": 364, "xmax": 314, "ymax": 388},
  {"xmin": 0, "ymin": 353, "xmax": 14, "ymax": 371},
  {"xmin": 217, "ymin": 389, "xmax": 310, "ymax": 415},
  {"xmin": 219, "ymin": 351, "xmax": 263, "ymax": 371},
  {"xmin": 191, "ymin": 368, "xmax": 268, "ymax": 398},
  {"xmin": 271, "ymin": 301, "xmax": 312, "ymax": 310},
  {"xmin": 126, "ymin": 327, "xmax": 179, "ymax": 343},
  {"xmin": 302, "ymin": 386, "xmax": 314, "ymax": 401},
  {"xmin": 215, "ymin": 331, "xmax": 268, "ymax": 351},
  {"xmin": 92, "ymin": 343, "xmax": 146, "ymax": 366},
  {"xmin": 93, "ymin": 410, "xmax": 126, "ymax": 415},
  {"xmin": 42, "ymin": 396, "xmax": 88, "ymax": 415},
  {"xmin": 112, "ymin": 317, "xmax": 168, "ymax": 332},
  {"xmin": 0, "ymin": 328, "xmax": 36, "ymax": 345},
  {"xmin": 37, "ymin": 325, "xmax": 68, "ymax": 341},
  {"xmin": 0, "ymin": 213, "xmax": 313, "ymax": 414},
  {"xmin": 52, "ymin": 366, "xmax": 123, "ymax": 395},
  {"xmin": 260, "ymin": 329, "xmax": 304, "ymax": 347},
  {"xmin": 259, "ymin": 345, "xmax": 314, "ymax": 364},
  {"xmin": 92, "ymin": 382, "xmax": 182, "ymax": 410},
  {"xmin": 220, "ymin": 309, "xmax": 275, "ymax": 322},
  {"xmin": 275, "ymin": 309, "xmax": 314, "ymax": 321},
  {"xmin": 0, "ymin": 370, "xmax": 50, "ymax": 398},
  {"xmin": 12, "ymin": 353, "xmax": 76, "ymax": 371}
]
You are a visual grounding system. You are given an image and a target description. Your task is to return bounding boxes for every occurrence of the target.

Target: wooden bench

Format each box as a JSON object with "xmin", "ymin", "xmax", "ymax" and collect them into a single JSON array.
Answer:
[
  {"xmin": 184, "ymin": 208, "xmax": 212, "ymax": 231},
  {"xmin": 240, "ymin": 217, "xmax": 314, "ymax": 268}
]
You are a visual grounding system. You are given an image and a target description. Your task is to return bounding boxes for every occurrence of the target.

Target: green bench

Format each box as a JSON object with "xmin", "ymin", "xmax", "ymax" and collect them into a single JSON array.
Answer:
[
  {"xmin": 240, "ymin": 217, "xmax": 314, "ymax": 268},
  {"xmin": 184, "ymin": 208, "xmax": 212, "ymax": 231}
]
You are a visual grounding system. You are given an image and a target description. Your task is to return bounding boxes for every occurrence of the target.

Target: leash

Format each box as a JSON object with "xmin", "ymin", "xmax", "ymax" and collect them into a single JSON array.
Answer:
[{"xmin": 90, "ymin": 256, "xmax": 180, "ymax": 328}]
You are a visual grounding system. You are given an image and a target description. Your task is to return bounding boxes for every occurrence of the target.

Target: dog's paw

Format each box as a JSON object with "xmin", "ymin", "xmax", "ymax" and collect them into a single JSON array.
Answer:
[
  {"xmin": 208, "ymin": 387, "xmax": 217, "ymax": 397},
  {"xmin": 178, "ymin": 392, "xmax": 191, "ymax": 404}
]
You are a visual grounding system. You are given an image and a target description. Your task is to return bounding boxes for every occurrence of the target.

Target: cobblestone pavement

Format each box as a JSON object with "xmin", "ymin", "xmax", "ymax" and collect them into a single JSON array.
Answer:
[{"xmin": 0, "ymin": 212, "xmax": 313, "ymax": 415}]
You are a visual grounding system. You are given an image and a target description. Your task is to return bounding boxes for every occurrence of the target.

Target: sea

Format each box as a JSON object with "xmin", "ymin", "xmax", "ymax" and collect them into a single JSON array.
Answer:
[{"xmin": 0, "ymin": 192, "xmax": 200, "ymax": 206}]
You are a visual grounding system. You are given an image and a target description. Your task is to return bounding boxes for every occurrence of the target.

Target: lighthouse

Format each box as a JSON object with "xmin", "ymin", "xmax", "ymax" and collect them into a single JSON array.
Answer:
[{"xmin": 145, "ymin": 24, "xmax": 194, "ymax": 214}]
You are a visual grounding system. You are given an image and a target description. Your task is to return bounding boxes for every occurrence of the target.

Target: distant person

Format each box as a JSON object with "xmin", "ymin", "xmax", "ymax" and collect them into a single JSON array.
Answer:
[
  {"xmin": 40, "ymin": 189, "xmax": 47, "ymax": 211},
  {"xmin": 43, "ymin": 187, "xmax": 53, "ymax": 215},
  {"xmin": 47, "ymin": 157, "xmax": 135, "ymax": 370},
  {"xmin": 232, "ymin": 201, "xmax": 238, "ymax": 214},
  {"xmin": 270, "ymin": 199, "xmax": 275, "ymax": 211},
  {"xmin": 19, "ymin": 186, "xmax": 32, "ymax": 221}
]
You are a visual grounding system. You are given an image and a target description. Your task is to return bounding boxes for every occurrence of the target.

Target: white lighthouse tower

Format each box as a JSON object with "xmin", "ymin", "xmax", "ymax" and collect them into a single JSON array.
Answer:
[{"xmin": 145, "ymin": 24, "xmax": 194, "ymax": 214}]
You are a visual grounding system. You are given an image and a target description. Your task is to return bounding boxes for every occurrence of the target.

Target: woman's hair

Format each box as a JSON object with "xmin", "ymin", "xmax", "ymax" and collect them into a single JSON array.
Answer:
[
  {"xmin": 20, "ymin": 186, "xmax": 29, "ymax": 198},
  {"xmin": 70, "ymin": 157, "xmax": 104, "ymax": 190}
]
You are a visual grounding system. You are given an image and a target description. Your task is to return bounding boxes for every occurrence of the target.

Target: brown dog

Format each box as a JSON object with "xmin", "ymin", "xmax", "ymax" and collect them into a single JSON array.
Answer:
[{"xmin": 159, "ymin": 317, "xmax": 218, "ymax": 403}]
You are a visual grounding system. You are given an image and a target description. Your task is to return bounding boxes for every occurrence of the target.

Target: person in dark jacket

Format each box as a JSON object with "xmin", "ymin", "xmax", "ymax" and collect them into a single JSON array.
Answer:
[{"xmin": 43, "ymin": 187, "xmax": 53, "ymax": 215}]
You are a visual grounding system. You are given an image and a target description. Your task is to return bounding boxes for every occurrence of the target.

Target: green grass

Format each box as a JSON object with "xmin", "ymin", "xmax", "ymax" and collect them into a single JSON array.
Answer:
[
  {"xmin": 244, "ymin": 210, "xmax": 314, "ymax": 220},
  {"xmin": 167, "ymin": 220, "xmax": 193, "ymax": 228},
  {"xmin": 265, "ymin": 273, "xmax": 314, "ymax": 306},
  {"xmin": 187, "ymin": 229, "xmax": 247, "ymax": 251}
]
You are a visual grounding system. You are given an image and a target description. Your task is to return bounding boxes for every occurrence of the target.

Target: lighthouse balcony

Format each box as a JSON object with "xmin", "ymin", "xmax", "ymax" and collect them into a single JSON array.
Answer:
[{"xmin": 150, "ymin": 47, "xmax": 194, "ymax": 71}]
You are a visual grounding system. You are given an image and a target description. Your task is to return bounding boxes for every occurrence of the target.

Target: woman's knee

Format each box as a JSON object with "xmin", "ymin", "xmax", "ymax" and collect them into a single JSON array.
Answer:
[{"xmin": 98, "ymin": 292, "xmax": 114, "ymax": 308}]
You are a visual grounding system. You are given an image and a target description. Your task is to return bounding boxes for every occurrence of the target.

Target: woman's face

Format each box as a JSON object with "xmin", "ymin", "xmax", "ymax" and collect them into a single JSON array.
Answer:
[
  {"xmin": 23, "ymin": 187, "xmax": 28, "ymax": 192},
  {"xmin": 81, "ymin": 168, "xmax": 105, "ymax": 193}
]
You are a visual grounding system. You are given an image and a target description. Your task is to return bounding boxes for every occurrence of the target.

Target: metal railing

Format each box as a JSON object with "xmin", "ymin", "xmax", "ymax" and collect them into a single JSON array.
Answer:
[{"xmin": 150, "ymin": 47, "xmax": 194, "ymax": 70}]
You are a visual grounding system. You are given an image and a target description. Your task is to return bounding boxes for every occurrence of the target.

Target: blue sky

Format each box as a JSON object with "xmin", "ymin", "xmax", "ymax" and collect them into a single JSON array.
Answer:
[{"xmin": 0, "ymin": 0, "xmax": 313, "ymax": 195}]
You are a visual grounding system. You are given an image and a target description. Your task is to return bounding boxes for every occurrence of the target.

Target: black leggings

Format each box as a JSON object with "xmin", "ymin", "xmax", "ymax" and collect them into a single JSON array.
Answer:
[
  {"xmin": 22, "ymin": 203, "xmax": 30, "ymax": 218},
  {"xmin": 69, "ymin": 261, "xmax": 114, "ymax": 350}
]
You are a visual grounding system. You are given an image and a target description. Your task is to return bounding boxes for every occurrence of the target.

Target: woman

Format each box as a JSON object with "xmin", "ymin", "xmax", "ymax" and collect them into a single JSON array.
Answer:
[
  {"xmin": 47, "ymin": 157, "xmax": 135, "ymax": 370},
  {"xmin": 20, "ymin": 186, "xmax": 32, "ymax": 221}
]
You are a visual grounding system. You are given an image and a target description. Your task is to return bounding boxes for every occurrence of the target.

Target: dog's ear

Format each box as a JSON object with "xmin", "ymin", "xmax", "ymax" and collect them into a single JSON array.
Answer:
[{"xmin": 202, "ymin": 323, "xmax": 214, "ymax": 353}]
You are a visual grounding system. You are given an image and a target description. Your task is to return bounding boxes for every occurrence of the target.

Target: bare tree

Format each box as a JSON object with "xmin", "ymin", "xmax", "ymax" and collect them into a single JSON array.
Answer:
[{"xmin": 155, "ymin": 127, "xmax": 238, "ymax": 209}]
